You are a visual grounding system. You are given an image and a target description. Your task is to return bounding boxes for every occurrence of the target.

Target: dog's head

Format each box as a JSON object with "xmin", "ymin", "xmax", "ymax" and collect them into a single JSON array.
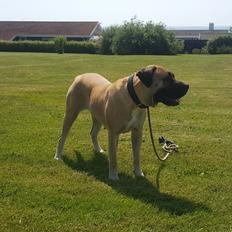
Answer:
[{"xmin": 136, "ymin": 65, "xmax": 189, "ymax": 106}]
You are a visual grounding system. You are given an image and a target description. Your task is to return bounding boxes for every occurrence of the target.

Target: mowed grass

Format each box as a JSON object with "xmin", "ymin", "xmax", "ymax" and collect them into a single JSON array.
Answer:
[{"xmin": 0, "ymin": 52, "xmax": 232, "ymax": 232}]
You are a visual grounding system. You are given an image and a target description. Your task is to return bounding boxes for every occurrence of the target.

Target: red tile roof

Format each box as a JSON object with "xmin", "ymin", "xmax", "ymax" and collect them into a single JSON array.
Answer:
[{"xmin": 0, "ymin": 21, "xmax": 101, "ymax": 40}]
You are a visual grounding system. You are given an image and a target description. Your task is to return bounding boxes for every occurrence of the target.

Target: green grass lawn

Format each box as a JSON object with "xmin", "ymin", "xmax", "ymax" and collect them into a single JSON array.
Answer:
[{"xmin": 0, "ymin": 52, "xmax": 232, "ymax": 232}]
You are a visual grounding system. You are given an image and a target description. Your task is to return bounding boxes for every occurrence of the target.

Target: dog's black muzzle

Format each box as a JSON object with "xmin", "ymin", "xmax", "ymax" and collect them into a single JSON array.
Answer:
[{"xmin": 154, "ymin": 81, "xmax": 189, "ymax": 106}]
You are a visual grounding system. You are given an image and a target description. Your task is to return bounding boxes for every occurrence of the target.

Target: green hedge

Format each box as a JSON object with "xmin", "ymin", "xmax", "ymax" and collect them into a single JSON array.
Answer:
[
  {"xmin": 0, "ymin": 40, "xmax": 99, "ymax": 54},
  {"xmin": 64, "ymin": 41, "xmax": 100, "ymax": 54},
  {"xmin": 0, "ymin": 40, "xmax": 55, "ymax": 52}
]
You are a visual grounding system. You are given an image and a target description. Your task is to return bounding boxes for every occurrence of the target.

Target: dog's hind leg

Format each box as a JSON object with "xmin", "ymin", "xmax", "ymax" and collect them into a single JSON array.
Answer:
[
  {"xmin": 54, "ymin": 110, "xmax": 80, "ymax": 160},
  {"xmin": 90, "ymin": 115, "xmax": 104, "ymax": 153},
  {"xmin": 54, "ymin": 93, "xmax": 81, "ymax": 160}
]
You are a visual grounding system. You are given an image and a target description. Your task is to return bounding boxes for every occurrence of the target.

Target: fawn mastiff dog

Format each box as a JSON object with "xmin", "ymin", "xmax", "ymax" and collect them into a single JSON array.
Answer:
[{"xmin": 54, "ymin": 65, "xmax": 189, "ymax": 180}]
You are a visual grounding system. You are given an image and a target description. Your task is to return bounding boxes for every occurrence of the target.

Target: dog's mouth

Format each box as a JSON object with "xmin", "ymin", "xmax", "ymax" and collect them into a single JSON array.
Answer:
[
  {"xmin": 154, "ymin": 93, "xmax": 180, "ymax": 106},
  {"xmin": 154, "ymin": 82, "xmax": 189, "ymax": 106}
]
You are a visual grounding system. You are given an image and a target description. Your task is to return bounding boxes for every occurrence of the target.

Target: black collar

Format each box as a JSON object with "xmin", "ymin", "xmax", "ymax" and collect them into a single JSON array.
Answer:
[{"xmin": 127, "ymin": 75, "xmax": 148, "ymax": 108}]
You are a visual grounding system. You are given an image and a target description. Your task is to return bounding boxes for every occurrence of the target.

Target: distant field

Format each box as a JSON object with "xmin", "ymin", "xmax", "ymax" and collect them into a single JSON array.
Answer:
[{"xmin": 0, "ymin": 52, "xmax": 232, "ymax": 232}]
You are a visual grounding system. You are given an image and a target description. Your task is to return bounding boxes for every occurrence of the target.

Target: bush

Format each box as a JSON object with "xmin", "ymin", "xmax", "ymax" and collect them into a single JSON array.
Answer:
[
  {"xmin": 207, "ymin": 35, "xmax": 232, "ymax": 54},
  {"xmin": 216, "ymin": 45, "xmax": 232, "ymax": 54},
  {"xmin": 54, "ymin": 36, "xmax": 66, "ymax": 54},
  {"xmin": 100, "ymin": 19, "xmax": 183, "ymax": 55}
]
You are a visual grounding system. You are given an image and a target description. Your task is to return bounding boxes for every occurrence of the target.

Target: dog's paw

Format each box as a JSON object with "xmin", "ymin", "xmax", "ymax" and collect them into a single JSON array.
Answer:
[
  {"xmin": 94, "ymin": 148, "xmax": 105, "ymax": 154},
  {"xmin": 134, "ymin": 170, "xmax": 145, "ymax": 178},
  {"xmin": 54, "ymin": 153, "xmax": 62, "ymax": 160},
  {"xmin": 109, "ymin": 171, "xmax": 119, "ymax": 181}
]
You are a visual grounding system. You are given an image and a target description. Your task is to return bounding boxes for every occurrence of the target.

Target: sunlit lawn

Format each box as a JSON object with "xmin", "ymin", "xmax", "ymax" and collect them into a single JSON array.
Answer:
[{"xmin": 0, "ymin": 52, "xmax": 232, "ymax": 231}]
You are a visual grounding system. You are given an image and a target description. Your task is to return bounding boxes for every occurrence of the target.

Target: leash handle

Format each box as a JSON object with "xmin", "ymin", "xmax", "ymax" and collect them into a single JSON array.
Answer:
[{"xmin": 147, "ymin": 107, "xmax": 171, "ymax": 161}]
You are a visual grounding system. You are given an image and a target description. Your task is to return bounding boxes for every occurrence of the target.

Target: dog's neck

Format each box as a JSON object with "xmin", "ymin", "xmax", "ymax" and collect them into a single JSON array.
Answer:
[{"xmin": 127, "ymin": 75, "xmax": 150, "ymax": 108}]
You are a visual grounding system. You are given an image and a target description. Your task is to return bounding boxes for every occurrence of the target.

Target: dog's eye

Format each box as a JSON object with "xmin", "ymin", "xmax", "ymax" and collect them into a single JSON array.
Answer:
[
  {"xmin": 169, "ymin": 72, "xmax": 176, "ymax": 79},
  {"xmin": 164, "ymin": 74, "xmax": 174, "ymax": 83}
]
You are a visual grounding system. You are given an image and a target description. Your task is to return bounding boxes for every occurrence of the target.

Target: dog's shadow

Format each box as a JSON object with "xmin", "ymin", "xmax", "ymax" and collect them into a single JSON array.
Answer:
[{"xmin": 63, "ymin": 152, "xmax": 210, "ymax": 216}]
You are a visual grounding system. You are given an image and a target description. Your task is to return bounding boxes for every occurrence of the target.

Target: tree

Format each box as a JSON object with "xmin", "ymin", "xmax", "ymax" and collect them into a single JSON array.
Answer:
[
  {"xmin": 100, "ymin": 26, "xmax": 118, "ymax": 54},
  {"xmin": 112, "ymin": 19, "xmax": 144, "ymax": 55},
  {"xmin": 54, "ymin": 36, "xmax": 66, "ymax": 54},
  {"xmin": 207, "ymin": 35, "xmax": 232, "ymax": 54},
  {"xmin": 100, "ymin": 19, "xmax": 183, "ymax": 55}
]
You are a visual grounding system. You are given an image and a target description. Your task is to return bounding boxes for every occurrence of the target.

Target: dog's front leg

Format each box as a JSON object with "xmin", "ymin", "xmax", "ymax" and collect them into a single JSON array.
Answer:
[
  {"xmin": 131, "ymin": 128, "xmax": 144, "ymax": 177},
  {"xmin": 108, "ymin": 131, "xmax": 119, "ymax": 180}
]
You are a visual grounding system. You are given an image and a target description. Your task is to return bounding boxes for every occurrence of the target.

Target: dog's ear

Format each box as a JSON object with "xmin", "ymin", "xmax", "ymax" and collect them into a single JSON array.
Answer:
[{"xmin": 137, "ymin": 66, "xmax": 156, "ymax": 87}]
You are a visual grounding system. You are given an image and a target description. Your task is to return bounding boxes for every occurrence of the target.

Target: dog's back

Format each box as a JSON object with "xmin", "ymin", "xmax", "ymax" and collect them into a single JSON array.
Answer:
[{"xmin": 66, "ymin": 73, "xmax": 111, "ymax": 111}]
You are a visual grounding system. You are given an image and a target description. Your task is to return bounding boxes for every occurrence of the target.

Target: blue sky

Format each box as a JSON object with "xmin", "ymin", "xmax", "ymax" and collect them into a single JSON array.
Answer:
[{"xmin": 0, "ymin": 0, "xmax": 231, "ymax": 27}]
